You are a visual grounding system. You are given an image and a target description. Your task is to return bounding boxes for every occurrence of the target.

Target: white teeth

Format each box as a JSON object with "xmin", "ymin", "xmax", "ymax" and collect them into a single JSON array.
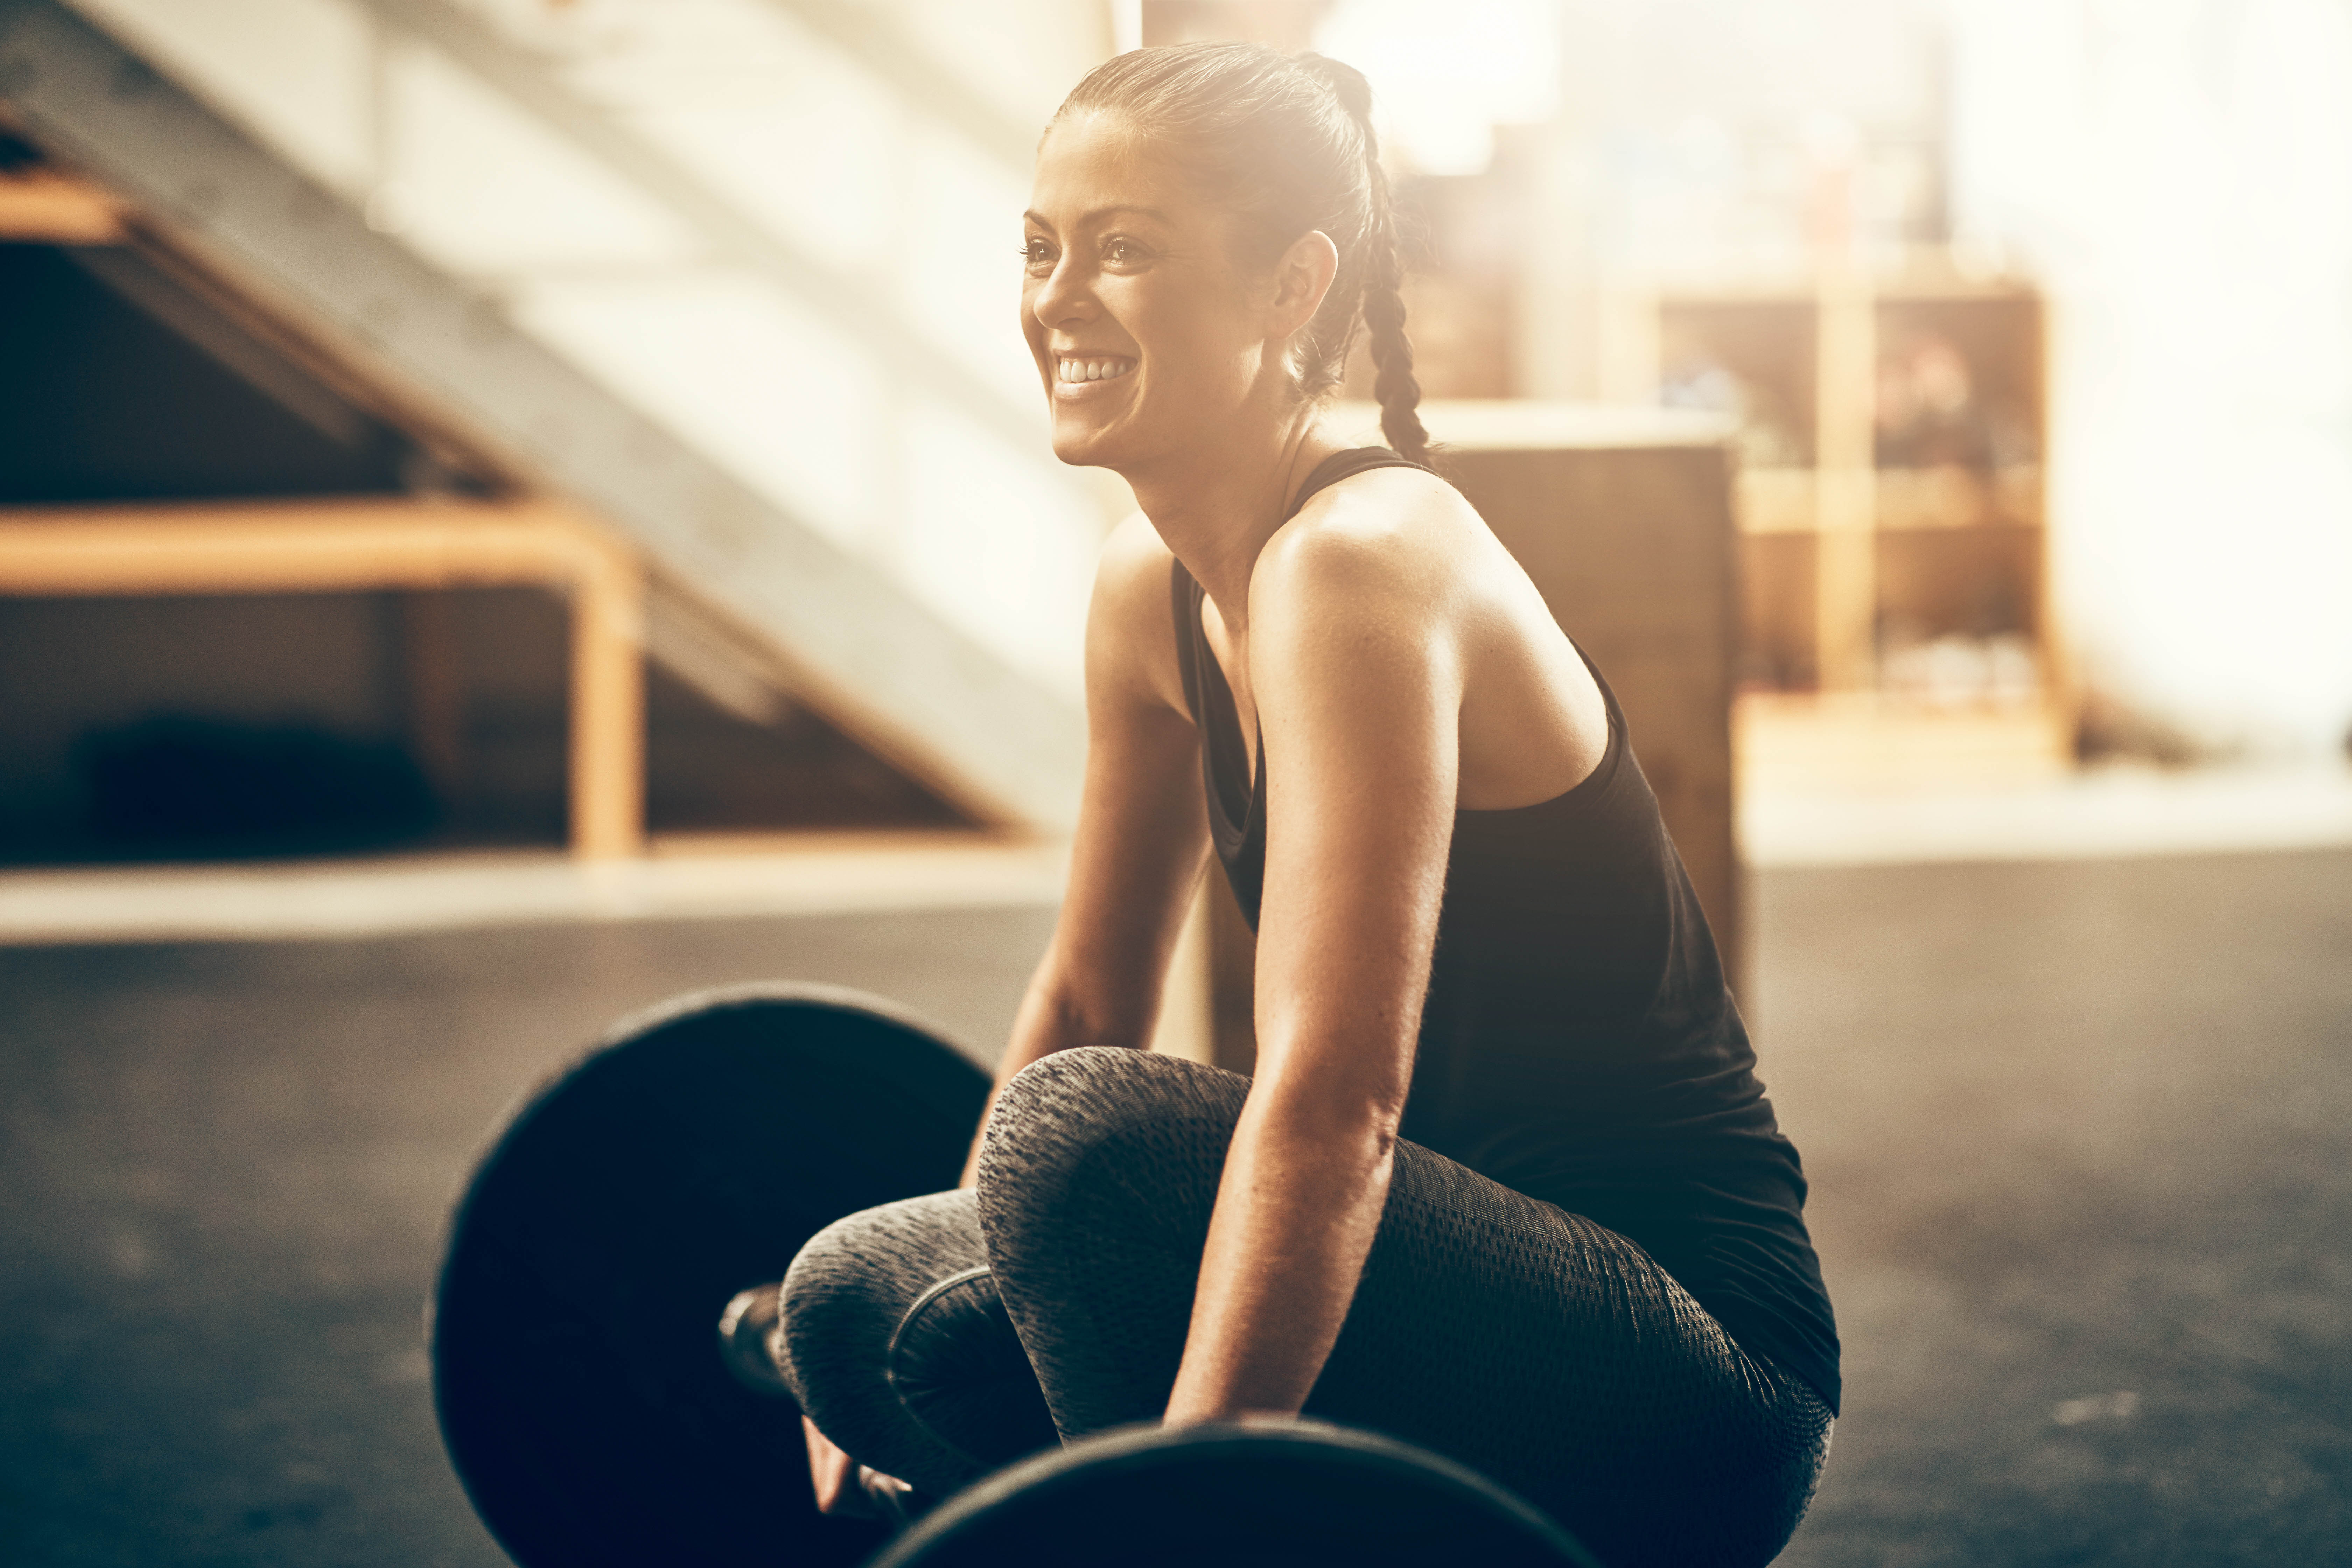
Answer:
[{"xmin": 1058, "ymin": 357, "xmax": 1133, "ymax": 384}]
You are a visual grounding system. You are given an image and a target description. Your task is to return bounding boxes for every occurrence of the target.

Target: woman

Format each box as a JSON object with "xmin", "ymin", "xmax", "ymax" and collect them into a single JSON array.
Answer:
[{"xmin": 767, "ymin": 42, "xmax": 1838, "ymax": 1567}]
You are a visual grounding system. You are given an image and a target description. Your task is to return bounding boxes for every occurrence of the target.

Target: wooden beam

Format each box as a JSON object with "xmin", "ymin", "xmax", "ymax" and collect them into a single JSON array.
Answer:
[
  {"xmin": 1813, "ymin": 271, "xmax": 1878, "ymax": 694},
  {"xmin": 0, "ymin": 497, "xmax": 646, "ymax": 858},
  {"xmin": 0, "ymin": 497, "xmax": 626, "ymax": 595},
  {"xmin": 568, "ymin": 537, "xmax": 644, "ymax": 861},
  {"xmin": 0, "ymin": 169, "xmax": 122, "ymax": 243}
]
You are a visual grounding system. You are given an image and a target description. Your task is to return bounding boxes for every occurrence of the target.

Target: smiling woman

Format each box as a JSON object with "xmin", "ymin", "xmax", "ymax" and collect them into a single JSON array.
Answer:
[
  {"xmin": 1017, "ymin": 47, "xmax": 1425, "ymax": 482},
  {"xmin": 762, "ymin": 42, "xmax": 1840, "ymax": 1568}
]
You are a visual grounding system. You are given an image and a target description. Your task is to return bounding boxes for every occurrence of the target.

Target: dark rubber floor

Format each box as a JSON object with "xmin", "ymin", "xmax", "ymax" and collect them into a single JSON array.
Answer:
[
  {"xmin": 1759, "ymin": 849, "xmax": 2352, "ymax": 1566},
  {"xmin": 1, "ymin": 850, "xmax": 2346, "ymax": 1566}
]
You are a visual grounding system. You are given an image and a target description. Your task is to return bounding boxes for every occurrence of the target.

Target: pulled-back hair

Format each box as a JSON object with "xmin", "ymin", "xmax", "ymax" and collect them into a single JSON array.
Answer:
[{"xmin": 1054, "ymin": 42, "xmax": 1429, "ymax": 465}]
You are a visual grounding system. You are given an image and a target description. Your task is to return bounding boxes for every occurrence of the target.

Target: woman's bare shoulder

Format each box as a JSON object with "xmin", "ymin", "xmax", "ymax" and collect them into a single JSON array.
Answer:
[{"xmin": 1252, "ymin": 464, "xmax": 1483, "ymax": 624}]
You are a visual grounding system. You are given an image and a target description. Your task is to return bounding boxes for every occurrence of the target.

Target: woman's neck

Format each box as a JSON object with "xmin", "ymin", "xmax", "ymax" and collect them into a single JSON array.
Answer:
[{"xmin": 1125, "ymin": 408, "xmax": 1342, "ymax": 638}]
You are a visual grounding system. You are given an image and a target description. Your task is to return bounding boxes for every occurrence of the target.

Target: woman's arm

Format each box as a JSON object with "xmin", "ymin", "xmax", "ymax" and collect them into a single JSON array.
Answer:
[
  {"xmin": 1163, "ymin": 504, "xmax": 1463, "ymax": 1423},
  {"xmin": 959, "ymin": 515, "xmax": 1212, "ymax": 1185},
  {"xmin": 811, "ymin": 520, "xmax": 1208, "ymax": 1514}
]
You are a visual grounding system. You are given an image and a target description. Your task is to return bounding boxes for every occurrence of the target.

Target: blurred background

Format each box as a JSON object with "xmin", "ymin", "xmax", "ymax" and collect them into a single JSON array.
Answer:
[{"xmin": 1, "ymin": 1, "xmax": 2346, "ymax": 1565}]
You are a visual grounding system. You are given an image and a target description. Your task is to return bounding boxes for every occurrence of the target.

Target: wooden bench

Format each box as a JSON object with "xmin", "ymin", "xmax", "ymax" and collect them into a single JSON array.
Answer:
[{"xmin": 0, "ymin": 497, "xmax": 647, "ymax": 857}]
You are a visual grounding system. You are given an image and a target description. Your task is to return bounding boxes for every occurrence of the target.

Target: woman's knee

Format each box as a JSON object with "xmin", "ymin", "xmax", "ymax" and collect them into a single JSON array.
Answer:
[
  {"xmin": 973, "ymin": 1047, "xmax": 1247, "ymax": 1226},
  {"xmin": 774, "ymin": 1187, "xmax": 1056, "ymax": 1488},
  {"xmin": 775, "ymin": 1189, "xmax": 983, "ymax": 1415},
  {"xmin": 967, "ymin": 1050, "xmax": 1251, "ymax": 1435}
]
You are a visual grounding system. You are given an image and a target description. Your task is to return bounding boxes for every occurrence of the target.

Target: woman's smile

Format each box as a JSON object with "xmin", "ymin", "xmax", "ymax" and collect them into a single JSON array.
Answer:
[
  {"xmin": 1053, "ymin": 353, "xmax": 1138, "ymax": 393},
  {"xmin": 1021, "ymin": 110, "xmax": 1282, "ymax": 467}
]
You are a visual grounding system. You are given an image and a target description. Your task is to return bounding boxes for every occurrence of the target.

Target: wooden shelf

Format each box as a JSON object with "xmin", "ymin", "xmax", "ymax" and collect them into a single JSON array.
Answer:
[
  {"xmin": 1737, "ymin": 691, "xmax": 2074, "ymax": 797},
  {"xmin": 1738, "ymin": 465, "xmax": 2044, "ymax": 533},
  {"xmin": 1648, "ymin": 249, "xmax": 2042, "ymax": 306},
  {"xmin": 1627, "ymin": 251, "xmax": 2051, "ymax": 704}
]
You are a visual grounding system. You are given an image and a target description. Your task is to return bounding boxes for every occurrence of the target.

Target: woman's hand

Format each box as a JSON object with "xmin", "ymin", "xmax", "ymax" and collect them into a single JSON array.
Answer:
[
  {"xmin": 802, "ymin": 1416, "xmax": 867, "ymax": 1515},
  {"xmin": 801, "ymin": 1417, "xmax": 917, "ymax": 1519}
]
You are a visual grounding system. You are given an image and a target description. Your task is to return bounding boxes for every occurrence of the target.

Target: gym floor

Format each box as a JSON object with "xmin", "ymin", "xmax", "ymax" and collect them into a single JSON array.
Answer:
[{"xmin": 2, "ymin": 849, "xmax": 2346, "ymax": 1567}]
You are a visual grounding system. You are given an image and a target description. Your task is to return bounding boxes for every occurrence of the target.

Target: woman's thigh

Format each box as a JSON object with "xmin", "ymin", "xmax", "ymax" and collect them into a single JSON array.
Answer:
[
  {"xmin": 975, "ymin": 1047, "xmax": 1830, "ymax": 1568},
  {"xmin": 1315, "ymin": 1140, "xmax": 1832, "ymax": 1567}
]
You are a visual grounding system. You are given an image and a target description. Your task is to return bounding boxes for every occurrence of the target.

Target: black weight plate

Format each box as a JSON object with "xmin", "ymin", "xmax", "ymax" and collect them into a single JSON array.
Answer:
[
  {"xmin": 872, "ymin": 1421, "xmax": 1603, "ymax": 1568},
  {"xmin": 431, "ymin": 982, "xmax": 991, "ymax": 1568}
]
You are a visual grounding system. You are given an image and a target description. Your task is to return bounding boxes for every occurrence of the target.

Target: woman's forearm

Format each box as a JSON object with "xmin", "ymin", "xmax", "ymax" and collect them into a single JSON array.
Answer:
[
  {"xmin": 961, "ymin": 978, "xmax": 1065, "ymax": 1186},
  {"xmin": 1163, "ymin": 1074, "xmax": 1398, "ymax": 1423},
  {"xmin": 960, "ymin": 963, "xmax": 1147, "ymax": 1187}
]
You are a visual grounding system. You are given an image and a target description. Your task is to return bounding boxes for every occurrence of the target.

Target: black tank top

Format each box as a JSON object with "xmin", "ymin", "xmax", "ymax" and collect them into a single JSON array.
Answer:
[{"xmin": 1172, "ymin": 447, "xmax": 1840, "ymax": 1413}]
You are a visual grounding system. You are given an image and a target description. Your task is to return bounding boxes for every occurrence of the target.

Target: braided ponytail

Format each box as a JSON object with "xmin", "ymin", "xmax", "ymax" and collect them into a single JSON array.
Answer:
[
  {"xmin": 1362, "ymin": 224, "xmax": 1431, "ymax": 465},
  {"xmin": 1337, "ymin": 85, "xmax": 1430, "ymax": 465},
  {"xmin": 1056, "ymin": 43, "xmax": 1432, "ymax": 465}
]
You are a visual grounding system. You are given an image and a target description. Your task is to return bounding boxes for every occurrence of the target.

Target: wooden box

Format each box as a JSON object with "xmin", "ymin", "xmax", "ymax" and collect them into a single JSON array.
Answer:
[{"xmin": 1189, "ymin": 401, "xmax": 1748, "ymax": 1073}]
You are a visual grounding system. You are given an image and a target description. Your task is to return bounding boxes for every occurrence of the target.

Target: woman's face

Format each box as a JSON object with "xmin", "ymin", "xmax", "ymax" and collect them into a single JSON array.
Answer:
[{"xmin": 1021, "ymin": 112, "xmax": 1279, "ymax": 472}]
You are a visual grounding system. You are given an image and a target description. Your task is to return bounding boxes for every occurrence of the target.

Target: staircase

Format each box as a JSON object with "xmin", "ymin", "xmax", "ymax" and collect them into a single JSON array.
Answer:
[{"xmin": 0, "ymin": 0, "xmax": 1107, "ymax": 829}]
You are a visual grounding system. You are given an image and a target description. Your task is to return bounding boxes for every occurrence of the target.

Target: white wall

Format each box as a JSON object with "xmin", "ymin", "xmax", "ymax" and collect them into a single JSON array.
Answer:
[{"xmin": 1946, "ymin": 0, "xmax": 2352, "ymax": 757}]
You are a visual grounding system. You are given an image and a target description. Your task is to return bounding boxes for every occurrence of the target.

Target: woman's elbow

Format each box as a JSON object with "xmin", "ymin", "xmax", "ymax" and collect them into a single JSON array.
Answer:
[
  {"xmin": 1017, "ymin": 975, "xmax": 1152, "ymax": 1056},
  {"xmin": 1248, "ymin": 1057, "xmax": 1408, "ymax": 1156}
]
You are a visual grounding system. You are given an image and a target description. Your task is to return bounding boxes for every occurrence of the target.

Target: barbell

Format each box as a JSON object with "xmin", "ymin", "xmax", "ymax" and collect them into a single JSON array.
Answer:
[{"xmin": 430, "ymin": 983, "xmax": 1596, "ymax": 1567}]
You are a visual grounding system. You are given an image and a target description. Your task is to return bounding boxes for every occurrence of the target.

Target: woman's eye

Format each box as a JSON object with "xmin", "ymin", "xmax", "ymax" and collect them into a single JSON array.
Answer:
[
  {"xmin": 1020, "ymin": 239, "xmax": 1055, "ymax": 271},
  {"xmin": 1102, "ymin": 238, "xmax": 1141, "ymax": 267}
]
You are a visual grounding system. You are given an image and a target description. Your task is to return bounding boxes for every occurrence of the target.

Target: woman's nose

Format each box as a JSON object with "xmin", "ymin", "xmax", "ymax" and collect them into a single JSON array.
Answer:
[{"xmin": 1031, "ymin": 260, "xmax": 1096, "ymax": 331}]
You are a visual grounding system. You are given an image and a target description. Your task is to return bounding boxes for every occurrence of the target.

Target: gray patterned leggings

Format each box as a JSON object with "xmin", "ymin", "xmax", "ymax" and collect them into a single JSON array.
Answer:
[{"xmin": 776, "ymin": 1048, "xmax": 1830, "ymax": 1568}]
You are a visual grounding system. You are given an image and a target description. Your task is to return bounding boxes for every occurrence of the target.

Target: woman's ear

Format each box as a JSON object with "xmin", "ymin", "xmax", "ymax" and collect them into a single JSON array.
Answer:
[{"xmin": 1267, "ymin": 229, "xmax": 1340, "ymax": 339}]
